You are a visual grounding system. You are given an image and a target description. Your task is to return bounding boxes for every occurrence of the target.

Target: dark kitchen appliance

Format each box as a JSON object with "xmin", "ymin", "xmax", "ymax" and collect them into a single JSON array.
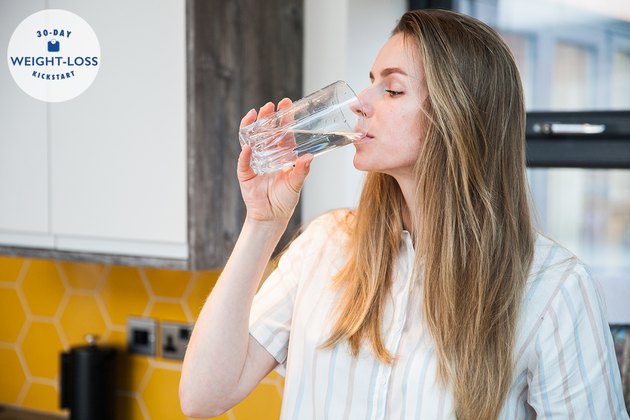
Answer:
[{"xmin": 60, "ymin": 334, "xmax": 117, "ymax": 420}]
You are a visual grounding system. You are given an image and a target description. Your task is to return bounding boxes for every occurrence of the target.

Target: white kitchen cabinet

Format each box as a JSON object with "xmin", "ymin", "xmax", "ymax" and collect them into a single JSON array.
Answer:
[
  {"xmin": 0, "ymin": 0, "xmax": 303, "ymax": 269},
  {"xmin": 0, "ymin": 0, "xmax": 187, "ymax": 260},
  {"xmin": 48, "ymin": 0, "xmax": 188, "ymax": 258},
  {"xmin": 0, "ymin": 1, "xmax": 52, "ymax": 248}
]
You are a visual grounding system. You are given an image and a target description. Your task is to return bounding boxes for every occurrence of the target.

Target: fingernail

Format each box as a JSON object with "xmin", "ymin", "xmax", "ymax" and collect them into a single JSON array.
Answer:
[{"xmin": 305, "ymin": 160, "xmax": 311, "ymax": 169}]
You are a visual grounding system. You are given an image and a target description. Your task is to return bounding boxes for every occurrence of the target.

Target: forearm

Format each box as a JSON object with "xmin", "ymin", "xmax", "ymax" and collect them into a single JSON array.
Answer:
[{"xmin": 180, "ymin": 217, "xmax": 287, "ymax": 410}]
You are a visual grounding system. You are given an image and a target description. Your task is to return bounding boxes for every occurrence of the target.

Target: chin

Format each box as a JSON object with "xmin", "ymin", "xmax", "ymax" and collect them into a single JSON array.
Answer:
[
  {"xmin": 352, "ymin": 154, "xmax": 367, "ymax": 171},
  {"xmin": 353, "ymin": 155, "xmax": 379, "ymax": 172}
]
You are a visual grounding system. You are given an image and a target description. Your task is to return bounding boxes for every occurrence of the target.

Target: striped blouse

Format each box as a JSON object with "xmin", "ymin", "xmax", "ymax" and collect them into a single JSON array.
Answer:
[{"xmin": 249, "ymin": 210, "xmax": 629, "ymax": 419}]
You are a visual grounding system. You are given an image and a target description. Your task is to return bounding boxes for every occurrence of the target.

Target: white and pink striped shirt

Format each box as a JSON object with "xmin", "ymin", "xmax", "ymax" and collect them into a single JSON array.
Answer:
[{"xmin": 249, "ymin": 210, "xmax": 628, "ymax": 419}]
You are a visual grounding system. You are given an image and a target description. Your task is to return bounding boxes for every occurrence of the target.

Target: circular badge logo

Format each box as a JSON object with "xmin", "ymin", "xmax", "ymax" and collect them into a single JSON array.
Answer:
[{"xmin": 7, "ymin": 9, "xmax": 101, "ymax": 103}]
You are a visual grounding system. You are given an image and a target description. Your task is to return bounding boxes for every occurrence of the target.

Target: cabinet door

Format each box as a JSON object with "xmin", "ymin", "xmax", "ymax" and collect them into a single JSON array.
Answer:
[
  {"xmin": 0, "ymin": 1, "xmax": 53, "ymax": 248},
  {"xmin": 48, "ymin": 0, "xmax": 188, "ymax": 258}
]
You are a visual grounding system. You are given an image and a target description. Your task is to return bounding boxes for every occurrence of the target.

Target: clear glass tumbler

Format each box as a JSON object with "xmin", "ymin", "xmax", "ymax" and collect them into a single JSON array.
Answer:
[{"xmin": 238, "ymin": 80, "xmax": 369, "ymax": 175}]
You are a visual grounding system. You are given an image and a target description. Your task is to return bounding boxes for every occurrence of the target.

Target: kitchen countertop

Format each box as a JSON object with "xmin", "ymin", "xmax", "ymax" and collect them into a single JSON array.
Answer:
[{"xmin": 0, "ymin": 407, "xmax": 66, "ymax": 420}]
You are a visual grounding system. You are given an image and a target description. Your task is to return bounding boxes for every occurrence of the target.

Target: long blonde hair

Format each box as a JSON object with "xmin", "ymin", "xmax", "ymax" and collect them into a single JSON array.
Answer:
[{"xmin": 321, "ymin": 10, "xmax": 535, "ymax": 419}]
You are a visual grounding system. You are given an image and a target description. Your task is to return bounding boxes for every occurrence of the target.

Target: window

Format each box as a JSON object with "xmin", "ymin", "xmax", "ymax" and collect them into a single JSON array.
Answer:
[{"xmin": 411, "ymin": 0, "xmax": 630, "ymax": 323}]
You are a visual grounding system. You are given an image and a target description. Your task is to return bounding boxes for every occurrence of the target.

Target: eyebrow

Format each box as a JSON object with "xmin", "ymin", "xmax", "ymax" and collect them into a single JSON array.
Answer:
[{"xmin": 369, "ymin": 67, "xmax": 408, "ymax": 80}]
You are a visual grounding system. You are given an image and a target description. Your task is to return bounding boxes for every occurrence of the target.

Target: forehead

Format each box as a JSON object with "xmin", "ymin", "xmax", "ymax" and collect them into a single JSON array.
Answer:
[{"xmin": 371, "ymin": 33, "xmax": 423, "ymax": 81}]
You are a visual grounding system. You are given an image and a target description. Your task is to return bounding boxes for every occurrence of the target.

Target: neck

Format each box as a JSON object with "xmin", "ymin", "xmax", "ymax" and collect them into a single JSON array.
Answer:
[{"xmin": 392, "ymin": 173, "xmax": 417, "ymax": 233}]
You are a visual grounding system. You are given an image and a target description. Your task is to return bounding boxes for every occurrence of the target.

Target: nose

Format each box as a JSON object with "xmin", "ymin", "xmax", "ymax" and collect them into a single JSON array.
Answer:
[
  {"xmin": 353, "ymin": 83, "xmax": 387, "ymax": 119},
  {"xmin": 352, "ymin": 88, "xmax": 374, "ymax": 118}
]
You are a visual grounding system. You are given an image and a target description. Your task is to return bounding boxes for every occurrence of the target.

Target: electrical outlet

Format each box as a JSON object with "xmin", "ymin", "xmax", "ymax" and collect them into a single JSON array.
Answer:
[
  {"xmin": 160, "ymin": 321, "xmax": 193, "ymax": 360},
  {"xmin": 127, "ymin": 317, "xmax": 157, "ymax": 356}
]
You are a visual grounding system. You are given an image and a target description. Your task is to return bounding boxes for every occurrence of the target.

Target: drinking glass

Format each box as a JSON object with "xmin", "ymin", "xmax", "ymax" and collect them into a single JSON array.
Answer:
[{"xmin": 239, "ymin": 80, "xmax": 369, "ymax": 175}]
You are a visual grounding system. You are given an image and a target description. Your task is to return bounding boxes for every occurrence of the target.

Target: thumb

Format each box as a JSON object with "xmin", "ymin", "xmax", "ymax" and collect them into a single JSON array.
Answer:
[
  {"xmin": 237, "ymin": 145, "xmax": 257, "ymax": 182},
  {"xmin": 287, "ymin": 154, "xmax": 313, "ymax": 193}
]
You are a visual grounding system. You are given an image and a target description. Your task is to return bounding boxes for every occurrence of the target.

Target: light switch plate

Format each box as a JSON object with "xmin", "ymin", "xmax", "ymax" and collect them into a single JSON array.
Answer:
[
  {"xmin": 127, "ymin": 317, "xmax": 157, "ymax": 356},
  {"xmin": 160, "ymin": 321, "xmax": 193, "ymax": 360}
]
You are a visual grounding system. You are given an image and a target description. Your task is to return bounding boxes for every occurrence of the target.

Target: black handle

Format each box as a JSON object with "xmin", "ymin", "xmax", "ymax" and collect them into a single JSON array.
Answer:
[
  {"xmin": 532, "ymin": 122, "xmax": 606, "ymax": 135},
  {"xmin": 526, "ymin": 111, "xmax": 630, "ymax": 168}
]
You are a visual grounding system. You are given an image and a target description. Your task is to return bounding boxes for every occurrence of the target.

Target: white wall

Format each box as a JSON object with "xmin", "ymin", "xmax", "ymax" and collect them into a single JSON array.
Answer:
[{"xmin": 302, "ymin": 0, "xmax": 407, "ymax": 223}]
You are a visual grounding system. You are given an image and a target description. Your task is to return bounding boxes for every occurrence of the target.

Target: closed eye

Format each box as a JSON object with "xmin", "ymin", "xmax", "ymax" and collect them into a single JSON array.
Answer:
[{"xmin": 386, "ymin": 89, "xmax": 403, "ymax": 97}]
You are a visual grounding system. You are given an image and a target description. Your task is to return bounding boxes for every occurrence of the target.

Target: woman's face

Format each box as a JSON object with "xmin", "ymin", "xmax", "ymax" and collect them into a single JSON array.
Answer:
[{"xmin": 353, "ymin": 33, "xmax": 427, "ymax": 178}]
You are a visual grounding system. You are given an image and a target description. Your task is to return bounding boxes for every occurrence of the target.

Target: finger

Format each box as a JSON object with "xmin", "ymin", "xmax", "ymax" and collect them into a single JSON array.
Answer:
[
  {"xmin": 287, "ymin": 154, "xmax": 314, "ymax": 193},
  {"xmin": 240, "ymin": 108, "xmax": 257, "ymax": 129},
  {"xmin": 277, "ymin": 97, "xmax": 293, "ymax": 110},
  {"xmin": 258, "ymin": 102, "xmax": 275, "ymax": 120},
  {"xmin": 277, "ymin": 98, "xmax": 295, "ymax": 128},
  {"xmin": 237, "ymin": 145, "xmax": 257, "ymax": 181}
]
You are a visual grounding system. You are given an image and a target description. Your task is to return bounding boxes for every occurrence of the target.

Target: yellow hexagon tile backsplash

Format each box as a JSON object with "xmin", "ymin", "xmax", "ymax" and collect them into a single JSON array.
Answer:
[
  {"xmin": 102, "ymin": 266, "xmax": 150, "ymax": 326},
  {"xmin": 0, "ymin": 287, "xmax": 26, "ymax": 342},
  {"xmin": 142, "ymin": 366, "xmax": 187, "ymax": 420},
  {"xmin": 59, "ymin": 261, "xmax": 106, "ymax": 291},
  {"xmin": 0, "ymin": 257, "xmax": 283, "ymax": 420},
  {"xmin": 0, "ymin": 347, "xmax": 26, "ymax": 404},
  {"xmin": 144, "ymin": 267, "xmax": 190, "ymax": 298},
  {"xmin": 21, "ymin": 322, "xmax": 64, "ymax": 379},
  {"xmin": 0, "ymin": 256, "xmax": 24, "ymax": 282},
  {"xmin": 21, "ymin": 260, "xmax": 65, "ymax": 317},
  {"xmin": 148, "ymin": 301, "xmax": 189, "ymax": 323},
  {"xmin": 59, "ymin": 294, "xmax": 108, "ymax": 345},
  {"xmin": 22, "ymin": 382, "xmax": 62, "ymax": 414}
]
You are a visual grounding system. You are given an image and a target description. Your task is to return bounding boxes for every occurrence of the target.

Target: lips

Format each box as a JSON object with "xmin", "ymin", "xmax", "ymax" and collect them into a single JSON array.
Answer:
[{"xmin": 354, "ymin": 133, "xmax": 375, "ymax": 145}]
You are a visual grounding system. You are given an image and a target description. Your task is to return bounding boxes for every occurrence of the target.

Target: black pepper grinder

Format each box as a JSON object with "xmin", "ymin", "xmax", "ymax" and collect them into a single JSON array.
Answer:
[{"xmin": 60, "ymin": 334, "xmax": 118, "ymax": 420}]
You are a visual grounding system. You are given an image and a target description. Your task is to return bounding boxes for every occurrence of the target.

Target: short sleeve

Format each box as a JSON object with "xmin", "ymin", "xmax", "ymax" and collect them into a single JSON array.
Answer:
[
  {"xmin": 527, "ymin": 264, "xmax": 629, "ymax": 419},
  {"xmin": 248, "ymin": 212, "xmax": 342, "ymax": 371}
]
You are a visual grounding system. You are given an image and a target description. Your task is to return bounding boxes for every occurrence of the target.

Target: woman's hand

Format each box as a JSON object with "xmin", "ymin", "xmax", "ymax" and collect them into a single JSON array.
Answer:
[{"xmin": 238, "ymin": 98, "xmax": 314, "ymax": 224}]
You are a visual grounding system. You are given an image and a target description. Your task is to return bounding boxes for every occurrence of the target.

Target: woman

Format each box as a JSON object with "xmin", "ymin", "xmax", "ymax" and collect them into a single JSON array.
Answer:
[{"xmin": 180, "ymin": 9, "xmax": 628, "ymax": 419}]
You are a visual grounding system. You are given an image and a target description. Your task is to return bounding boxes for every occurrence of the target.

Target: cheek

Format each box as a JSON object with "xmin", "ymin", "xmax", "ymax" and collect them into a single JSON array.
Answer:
[
  {"xmin": 394, "ymin": 112, "xmax": 423, "ymax": 153},
  {"xmin": 412, "ymin": 119, "xmax": 425, "ymax": 152}
]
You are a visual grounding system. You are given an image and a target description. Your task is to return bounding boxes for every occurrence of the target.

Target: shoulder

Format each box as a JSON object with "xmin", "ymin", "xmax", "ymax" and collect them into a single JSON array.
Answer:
[
  {"xmin": 299, "ymin": 208, "xmax": 354, "ymax": 244},
  {"xmin": 277, "ymin": 208, "xmax": 354, "ymax": 267},
  {"xmin": 520, "ymin": 236, "xmax": 627, "ymax": 418},
  {"xmin": 516, "ymin": 234, "xmax": 606, "ymax": 359},
  {"xmin": 525, "ymin": 233, "xmax": 598, "ymax": 301},
  {"xmin": 304, "ymin": 208, "xmax": 354, "ymax": 231}
]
